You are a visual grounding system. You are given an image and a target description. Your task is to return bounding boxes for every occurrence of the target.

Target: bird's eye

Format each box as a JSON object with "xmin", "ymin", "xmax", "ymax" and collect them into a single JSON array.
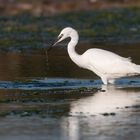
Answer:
[{"xmin": 58, "ymin": 34, "xmax": 63, "ymax": 39}]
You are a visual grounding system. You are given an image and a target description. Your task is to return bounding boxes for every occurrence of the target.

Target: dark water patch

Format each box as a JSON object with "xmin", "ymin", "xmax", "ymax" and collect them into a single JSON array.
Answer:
[
  {"xmin": 101, "ymin": 112, "xmax": 116, "ymax": 116},
  {"xmin": 0, "ymin": 42, "xmax": 140, "ymax": 80},
  {"xmin": 0, "ymin": 87, "xmax": 97, "ymax": 118},
  {"xmin": 0, "ymin": 87, "xmax": 98, "ymax": 104},
  {"xmin": 0, "ymin": 105, "xmax": 71, "ymax": 118}
]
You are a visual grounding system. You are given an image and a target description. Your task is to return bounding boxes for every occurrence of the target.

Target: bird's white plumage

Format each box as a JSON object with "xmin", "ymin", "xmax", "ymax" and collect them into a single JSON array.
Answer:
[{"xmin": 55, "ymin": 27, "xmax": 140, "ymax": 85}]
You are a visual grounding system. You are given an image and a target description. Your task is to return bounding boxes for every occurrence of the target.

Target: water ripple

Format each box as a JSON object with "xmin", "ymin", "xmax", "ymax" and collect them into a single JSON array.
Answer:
[{"xmin": 0, "ymin": 77, "xmax": 140, "ymax": 90}]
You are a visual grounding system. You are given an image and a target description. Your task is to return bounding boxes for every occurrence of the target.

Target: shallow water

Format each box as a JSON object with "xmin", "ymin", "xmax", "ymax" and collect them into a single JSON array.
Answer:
[
  {"xmin": 0, "ymin": 43, "xmax": 140, "ymax": 80},
  {"xmin": 0, "ymin": 86, "xmax": 139, "ymax": 140},
  {"xmin": 0, "ymin": 43, "xmax": 140, "ymax": 140}
]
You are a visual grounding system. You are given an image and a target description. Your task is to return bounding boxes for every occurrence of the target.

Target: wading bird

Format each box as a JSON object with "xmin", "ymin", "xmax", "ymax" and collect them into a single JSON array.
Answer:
[{"xmin": 52, "ymin": 27, "xmax": 140, "ymax": 85}]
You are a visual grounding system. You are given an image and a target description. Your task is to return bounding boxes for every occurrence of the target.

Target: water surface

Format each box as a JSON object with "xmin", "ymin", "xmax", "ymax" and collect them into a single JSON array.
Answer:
[
  {"xmin": 0, "ymin": 43, "xmax": 139, "ymax": 140},
  {"xmin": 0, "ymin": 43, "xmax": 140, "ymax": 80}
]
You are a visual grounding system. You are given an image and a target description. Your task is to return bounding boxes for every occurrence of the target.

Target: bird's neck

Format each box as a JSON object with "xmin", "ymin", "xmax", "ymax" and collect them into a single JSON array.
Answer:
[{"xmin": 67, "ymin": 33, "xmax": 83, "ymax": 68}]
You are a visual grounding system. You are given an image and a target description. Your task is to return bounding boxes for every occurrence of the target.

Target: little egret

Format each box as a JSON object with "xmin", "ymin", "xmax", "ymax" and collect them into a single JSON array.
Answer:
[{"xmin": 53, "ymin": 27, "xmax": 140, "ymax": 85}]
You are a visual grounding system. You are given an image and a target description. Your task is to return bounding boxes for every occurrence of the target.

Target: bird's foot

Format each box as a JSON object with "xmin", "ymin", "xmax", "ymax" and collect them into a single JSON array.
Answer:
[{"xmin": 108, "ymin": 79, "xmax": 115, "ymax": 84}]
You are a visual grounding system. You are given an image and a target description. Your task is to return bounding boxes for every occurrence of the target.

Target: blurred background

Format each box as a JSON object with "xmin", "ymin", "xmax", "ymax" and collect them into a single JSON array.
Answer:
[
  {"xmin": 0, "ymin": 0, "xmax": 140, "ymax": 16},
  {"xmin": 0, "ymin": 0, "xmax": 139, "ymax": 51}
]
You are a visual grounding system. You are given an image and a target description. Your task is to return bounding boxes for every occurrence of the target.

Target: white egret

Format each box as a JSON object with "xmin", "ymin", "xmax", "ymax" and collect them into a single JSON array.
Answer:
[{"xmin": 53, "ymin": 27, "xmax": 140, "ymax": 85}]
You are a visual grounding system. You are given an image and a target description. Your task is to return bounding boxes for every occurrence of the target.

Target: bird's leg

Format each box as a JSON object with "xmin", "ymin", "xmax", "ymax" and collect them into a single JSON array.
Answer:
[
  {"xmin": 101, "ymin": 77, "xmax": 108, "ymax": 85},
  {"xmin": 108, "ymin": 79, "xmax": 115, "ymax": 84}
]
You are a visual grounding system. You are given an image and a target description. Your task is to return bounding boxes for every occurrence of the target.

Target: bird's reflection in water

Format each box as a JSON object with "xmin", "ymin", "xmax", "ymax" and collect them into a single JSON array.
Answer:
[
  {"xmin": 70, "ymin": 85, "xmax": 139, "ymax": 116},
  {"xmin": 60, "ymin": 85, "xmax": 140, "ymax": 140}
]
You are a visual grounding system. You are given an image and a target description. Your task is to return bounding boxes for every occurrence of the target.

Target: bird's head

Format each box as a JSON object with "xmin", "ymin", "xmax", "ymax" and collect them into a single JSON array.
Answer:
[
  {"xmin": 47, "ymin": 27, "xmax": 78, "ymax": 52},
  {"xmin": 53, "ymin": 27, "xmax": 73, "ymax": 46}
]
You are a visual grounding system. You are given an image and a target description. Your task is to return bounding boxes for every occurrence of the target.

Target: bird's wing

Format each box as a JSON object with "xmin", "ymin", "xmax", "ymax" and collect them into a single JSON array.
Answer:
[{"xmin": 84, "ymin": 49, "xmax": 133, "ymax": 75}]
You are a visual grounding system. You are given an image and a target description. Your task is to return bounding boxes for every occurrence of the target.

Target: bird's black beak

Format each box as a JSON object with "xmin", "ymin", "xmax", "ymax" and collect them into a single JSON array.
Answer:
[
  {"xmin": 53, "ymin": 34, "xmax": 63, "ymax": 46},
  {"xmin": 52, "ymin": 40, "xmax": 59, "ymax": 47},
  {"xmin": 47, "ymin": 34, "xmax": 63, "ymax": 52}
]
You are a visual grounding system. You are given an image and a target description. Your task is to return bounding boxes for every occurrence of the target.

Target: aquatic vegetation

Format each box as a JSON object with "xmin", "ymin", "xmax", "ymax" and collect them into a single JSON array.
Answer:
[{"xmin": 0, "ymin": 7, "xmax": 139, "ymax": 51}]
